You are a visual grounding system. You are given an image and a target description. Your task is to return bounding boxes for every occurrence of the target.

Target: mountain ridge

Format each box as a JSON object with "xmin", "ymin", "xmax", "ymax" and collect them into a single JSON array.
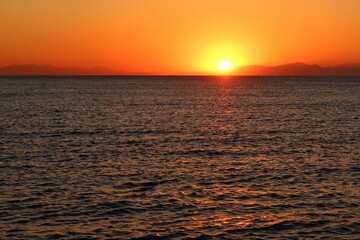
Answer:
[
  {"xmin": 1, "ymin": 63, "xmax": 360, "ymax": 76},
  {"xmin": 0, "ymin": 64, "xmax": 125, "ymax": 76},
  {"xmin": 237, "ymin": 62, "xmax": 360, "ymax": 76}
]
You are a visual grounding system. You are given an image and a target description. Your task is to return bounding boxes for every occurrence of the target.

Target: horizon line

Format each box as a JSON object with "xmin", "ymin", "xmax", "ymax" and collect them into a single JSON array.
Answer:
[
  {"xmin": 1, "ymin": 74, "xmax": 360, "ymax": 78},
  {"xmin": 1, "ymin": 62, "xmax": 360, "ymax": 77}
]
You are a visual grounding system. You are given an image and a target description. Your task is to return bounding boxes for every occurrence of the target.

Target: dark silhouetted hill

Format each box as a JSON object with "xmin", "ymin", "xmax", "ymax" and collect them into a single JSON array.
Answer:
[
  {"xmin": 0, "ymin": 64, "xmax": 126, "ymax": 75},
  {"xmin": 1, "ymin": 63, "xmax": 360, "ymax": 76},
  {"xmin": 237, "ymin": 62, "xmax": 360, "ymax": 76}
]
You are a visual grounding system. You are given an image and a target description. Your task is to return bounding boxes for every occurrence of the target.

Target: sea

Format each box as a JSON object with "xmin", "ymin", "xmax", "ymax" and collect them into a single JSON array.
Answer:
[{"xmin": 0, "ymin": 76, "xmax": 359, "ymax": 239}]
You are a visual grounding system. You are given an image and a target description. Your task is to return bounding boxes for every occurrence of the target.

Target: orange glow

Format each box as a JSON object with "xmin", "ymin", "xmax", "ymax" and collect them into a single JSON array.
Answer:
[{"xmin": 0, "ymin": 0, "xmax": 359, "ymax": 74}]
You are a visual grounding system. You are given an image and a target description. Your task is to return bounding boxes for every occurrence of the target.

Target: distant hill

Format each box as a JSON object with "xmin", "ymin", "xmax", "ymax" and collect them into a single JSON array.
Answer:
[
  {"xmin": 236, "ymin": 62, "xmax": 360, "ymax": 76},
  {"xmin": 0, "ymin": 63, "xmax": 360, "ymax": 76},
  {"xmin": 0, "ymin": 64, "xmax": 125, "ymax": 76}
]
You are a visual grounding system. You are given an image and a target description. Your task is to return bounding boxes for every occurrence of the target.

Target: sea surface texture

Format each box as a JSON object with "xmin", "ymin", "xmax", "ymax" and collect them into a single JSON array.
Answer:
[{"xmin": 0, "ymin": 76, "xmax": 359, "ymax": 239}]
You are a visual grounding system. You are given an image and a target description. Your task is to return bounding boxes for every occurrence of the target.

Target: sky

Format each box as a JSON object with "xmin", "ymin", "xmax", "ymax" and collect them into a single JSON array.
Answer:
[{"xmin": 0, "ymin": 0, "xmax": 360, "ymax": 74}]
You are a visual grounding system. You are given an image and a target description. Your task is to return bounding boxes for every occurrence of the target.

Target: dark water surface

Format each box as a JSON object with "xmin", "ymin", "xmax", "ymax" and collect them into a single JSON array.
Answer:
[{"xmin": 0, "ymin": 76, "xmax": 359, "ymax": 239}]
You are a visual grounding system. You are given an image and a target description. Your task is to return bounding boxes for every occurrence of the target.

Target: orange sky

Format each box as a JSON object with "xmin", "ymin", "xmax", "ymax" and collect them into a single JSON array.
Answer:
[{"xmin": 1, "ymin": 0, "xmax": 359, "ymax": 74}]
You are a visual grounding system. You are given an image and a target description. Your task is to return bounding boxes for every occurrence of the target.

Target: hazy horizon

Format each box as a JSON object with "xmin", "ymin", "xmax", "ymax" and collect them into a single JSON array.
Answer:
[{"xmin": 1, "ymin": 62, "xmax": 360, "ymax": 76}]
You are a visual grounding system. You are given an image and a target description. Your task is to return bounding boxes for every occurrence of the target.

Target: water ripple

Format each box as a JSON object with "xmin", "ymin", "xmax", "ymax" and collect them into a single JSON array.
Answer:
[{"xmin": 0, "ymin": 76, "xmax": 359, "ymax": 239}]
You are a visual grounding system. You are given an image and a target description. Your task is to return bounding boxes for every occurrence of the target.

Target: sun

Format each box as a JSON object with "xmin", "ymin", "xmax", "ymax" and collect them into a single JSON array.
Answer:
[{"xmin": 218, "ymin": 60, "xmax": 233, "ymax": 72}]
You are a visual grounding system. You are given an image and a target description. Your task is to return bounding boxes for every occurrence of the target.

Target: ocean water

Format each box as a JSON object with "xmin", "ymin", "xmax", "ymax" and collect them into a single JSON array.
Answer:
[{"xmin": 0, "ymin": 76, "xmax": 359, "ymax": 239}]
